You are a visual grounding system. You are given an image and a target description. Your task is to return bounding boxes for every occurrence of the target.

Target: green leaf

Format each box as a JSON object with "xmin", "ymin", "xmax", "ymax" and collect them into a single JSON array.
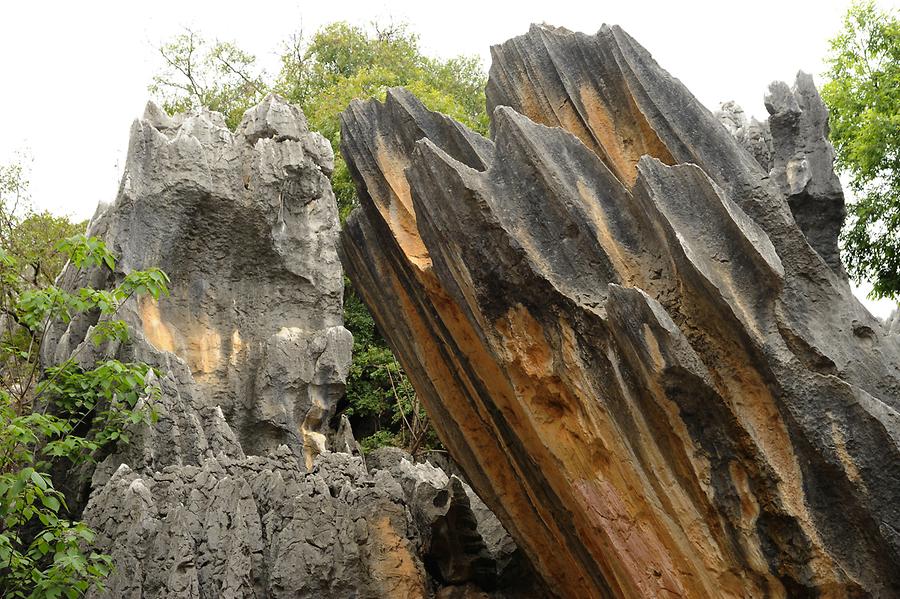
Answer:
[
  {"xmin": 824, "ymin": 2, "xmax": 900, "ymax": 299},
  {"xmin": 40, "ymin": 495, "xmax": 60, "ymax": 513}
]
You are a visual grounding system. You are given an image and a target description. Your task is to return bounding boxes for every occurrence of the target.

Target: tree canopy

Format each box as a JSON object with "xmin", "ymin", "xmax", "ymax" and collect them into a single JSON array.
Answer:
[
  {"xmin": 822, "ymin": 1, "xmax": 900, "ymax": 300},
  {"xmin": 0, "ymin": 163, "xmax": 86, "ymax": 290},
  {"xmin": 150, "ymin": 29, "xmax": 268, "ymax": 130},
  {"xmin": 275, "ymin": 22, "xmax": 488, "ymax": 218}
]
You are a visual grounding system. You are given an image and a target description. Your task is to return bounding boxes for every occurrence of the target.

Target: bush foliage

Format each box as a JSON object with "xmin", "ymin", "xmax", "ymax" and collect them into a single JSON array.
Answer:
[{"xmin": 0, "ymin": 163, "xmax": 167, "ymax": 597}]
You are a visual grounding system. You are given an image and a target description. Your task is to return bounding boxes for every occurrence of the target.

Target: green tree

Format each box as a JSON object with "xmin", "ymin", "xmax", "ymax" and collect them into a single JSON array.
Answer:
[
  {"xmin": 822, "ymin": 1, "xmax": 900, "ymax": 300},
  {"xmin": 150, "ymin": 28, "xmax": 268, "ymax": 130},
  {"xmin": 342, "ymin": 284, "xmax": 438, "ymax": 454},
  {"xmin": 276, "ymin": 21, "xmax": 488, "ymax": 219},
  {"xmin": 0, "ymin": 163, "xmax": 168, "ymax": 597},
  {"xmin": 0, "ymin": 162, "xmax": 87, "ymax": 289}
]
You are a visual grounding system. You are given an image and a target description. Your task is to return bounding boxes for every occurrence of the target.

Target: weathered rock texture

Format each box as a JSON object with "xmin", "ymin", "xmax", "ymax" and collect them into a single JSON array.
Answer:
[
  {"xmin": 340, "ymin": 24, "xmax": 900, "ymax": 598},
  {"xmin": 82, "ymin": 446, "xmax": 536, "ymax": 598},
  {"xmin": 715, "ymin": 101, "xmax": 773, "ymax": 175},
  {"xmin": 44, "ymin": 96, "xmax": 533, "ymax": 598},
  {"xmin": 46, "ymin": 94, "xmax": 351, "ymax": 465}
]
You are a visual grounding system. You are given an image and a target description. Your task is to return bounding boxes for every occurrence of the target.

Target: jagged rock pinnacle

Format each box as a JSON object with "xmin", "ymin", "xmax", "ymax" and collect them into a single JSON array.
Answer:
[{"xmin": 341, "ymin": 24, "xmax": 900, "ymax": 599}]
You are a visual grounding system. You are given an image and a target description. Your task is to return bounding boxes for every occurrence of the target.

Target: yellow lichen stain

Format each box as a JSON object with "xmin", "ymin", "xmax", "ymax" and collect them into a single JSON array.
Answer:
[
  {"xmin": 302, "ymin": 430, "xmax": 327, "ymax": 472},
  {"xmin": 187, "ymin": 326, "xmax": 222, "ymax": 376},
  {"xmin": 140, "ymin": 297, "xmax": 175, "ymax": 353},
  {"xmin": 576, "ymin": 84, "xmax": 638, "ymax": 185},
  {"xmin": 496, "ymin": 305, "xmax": 553, "ymax": 379},
  {"xmin": 830, "ymin": 417, "xmax": 864, "ymax": 486},
  {"xmin": 575, "ymin": 81, "xmax": 676, "ymax": 187},
  {"xmin": 301, "ymin": 392, "xmax": 328, "ymax": 472},
  {"xmin": 727, "ymin": 461, "xmax": 786, "ymax": 594},
  {"xmin": 140, "ymin": 296, "xmax": 223, "ymax": 378},
  {"xmin": 640, "ymin": 323, "xmax": 666, "ymax": 371},
  {"xmin": 368, "ymin": 515, "xmax": 428, "ymax": 599},
  {"xmin": 229, "ymin": 329, "xmax": 244, "ymax": 366},
  {"xmin": 575, "ymin": 179, "xmax": 640, "ymax": 286},
  {"xmin": 373, "ymin": 135, "xmax": 432, "ymax": 270},
  {"xmin": 729, "ymin": 462, "xmax": 761, "ymax": 531}
]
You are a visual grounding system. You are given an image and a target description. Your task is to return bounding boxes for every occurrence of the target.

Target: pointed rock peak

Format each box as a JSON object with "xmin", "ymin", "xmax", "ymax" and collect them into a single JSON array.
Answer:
[
  {"xmin": 489, "ymin": 104, "xmax": 523, "ymax": 134},
  {"xmin": 765, "ymin": 79, "xmax": 801, "ymax": 116},
  {"xmin": 143, "ymin": 100, "xmax": 177, "ymax": 130},
  {"xmin": 175, "ymin": 109, "xmax": 230, "ymax": 146},
  {"xmin": 795, "ymin": 70, "xmax": 818, "ymax": 90},
  {"xmin": 529, "ymin": 22, "xmax": 574, "ymax": 35},
  {"xmin": 237, "ymin": 92, "xmax": 309, "ymax": 145},
  {"xmin": 385, "ymin": 86, "xmax": 416, "ymax": 105}
]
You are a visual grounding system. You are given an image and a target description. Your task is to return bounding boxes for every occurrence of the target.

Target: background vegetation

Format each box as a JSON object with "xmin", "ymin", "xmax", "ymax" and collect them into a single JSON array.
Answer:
[{"xmin": 822, "ymin": 1, "xmax": 900, "ymax": 301}]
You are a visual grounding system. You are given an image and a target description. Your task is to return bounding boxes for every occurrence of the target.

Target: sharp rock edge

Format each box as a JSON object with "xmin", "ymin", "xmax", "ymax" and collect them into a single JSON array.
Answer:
[{"xmin": 340, "ymin": 24, "xmax": 900, "ymax": 599}]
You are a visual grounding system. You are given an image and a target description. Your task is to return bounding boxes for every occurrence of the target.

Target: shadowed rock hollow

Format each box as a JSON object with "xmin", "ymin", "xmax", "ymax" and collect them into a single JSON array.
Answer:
[{"xmin": 340, "ymin": 24, "xmax": 900, "ymax": 599}]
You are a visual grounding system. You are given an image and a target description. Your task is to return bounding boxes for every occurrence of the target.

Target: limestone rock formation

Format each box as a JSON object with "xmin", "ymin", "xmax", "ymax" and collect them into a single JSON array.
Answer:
[
  {"xmin": 43, "ymin": 95, "xmax": 531, "ymax": 598},
  {"xmin": 715, "ymin": 101, "xmax": 773, "ymax": 173},
  {"xmin": 888, "ymin": 309, "xmax": 900, "ymax": 336},
  {"xmin": 340, "ymin": 24, "xmax": 900, "ymax": 599},
  {"xmin": 766, "ymin": 73, "xmax": 847, "ymax": 278},
  {"xmin": 83, "ymin": 446, "xmax": 533, "ymax": 598},
  {"xmin": 45, "ymin": 94, "xmax": 351, "ymax": 464},
  {"xmin": 718, "ymin": 72, "xmax": 848, "ymax": 279}
]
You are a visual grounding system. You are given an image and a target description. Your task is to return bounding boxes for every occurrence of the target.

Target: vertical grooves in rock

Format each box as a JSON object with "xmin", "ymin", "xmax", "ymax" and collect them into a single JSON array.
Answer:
[{"xmin": 341, "ymin": 24, "xmax": 900, "ymax": 599}]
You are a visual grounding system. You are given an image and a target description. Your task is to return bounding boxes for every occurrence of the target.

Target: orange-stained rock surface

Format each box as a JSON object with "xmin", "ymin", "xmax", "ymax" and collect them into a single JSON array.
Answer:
[{"xmin": 340, "ymin": 24, "xmax": 900, "ymax": 598}]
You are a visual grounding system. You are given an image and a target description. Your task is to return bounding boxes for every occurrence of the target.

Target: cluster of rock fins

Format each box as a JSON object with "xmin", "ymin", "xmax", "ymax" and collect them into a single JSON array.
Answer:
[
  {"xmin": 340, "ymin": 24, "xmax": 900, "ymax": 599},
  {"xmin": 48, "ymin": 23, "xmax": 899, "ymax": 599}
]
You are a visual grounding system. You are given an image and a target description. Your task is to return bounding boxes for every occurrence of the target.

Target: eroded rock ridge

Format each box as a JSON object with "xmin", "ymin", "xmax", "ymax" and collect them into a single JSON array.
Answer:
[{"xmin": 341, "ymin": 24, "xmax": 900, "ymax": 598}]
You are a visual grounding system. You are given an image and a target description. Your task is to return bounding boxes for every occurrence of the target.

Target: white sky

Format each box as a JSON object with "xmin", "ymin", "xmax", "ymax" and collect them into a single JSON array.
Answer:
[{"xmin": 1, "ymin": 0, "xmax": 897, "ymax": 317}]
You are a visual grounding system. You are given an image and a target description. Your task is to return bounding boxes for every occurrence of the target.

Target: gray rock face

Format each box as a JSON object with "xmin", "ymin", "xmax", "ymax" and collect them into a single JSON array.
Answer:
[
  {"xmin": 340, "ymin": 24, "xmax": 900, "ymax": 598},
  {"xmin": 715, "ymin": 101, "xmax": 773, "ymax": 172},
  {"xmin": 765, "ymin": 73, "xmax": 847, "ymax": 278},
  {"xmin": 42, "ymin": 95, "xmax": 530, "ymax": 598},
  {"xmin": 84, "ymin": 447, "xmax": 538, "ymax": 598},
  {"xmin": 370, "ymin": 453, "xmax": 543, "ymax": 594},
  {"xmin": 46, "ymin": 94, "xmax": 350, "ymax": 459},
  {"xmin": 719, "ymin": 73, "xmax": 847, "ymax": 279}
]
